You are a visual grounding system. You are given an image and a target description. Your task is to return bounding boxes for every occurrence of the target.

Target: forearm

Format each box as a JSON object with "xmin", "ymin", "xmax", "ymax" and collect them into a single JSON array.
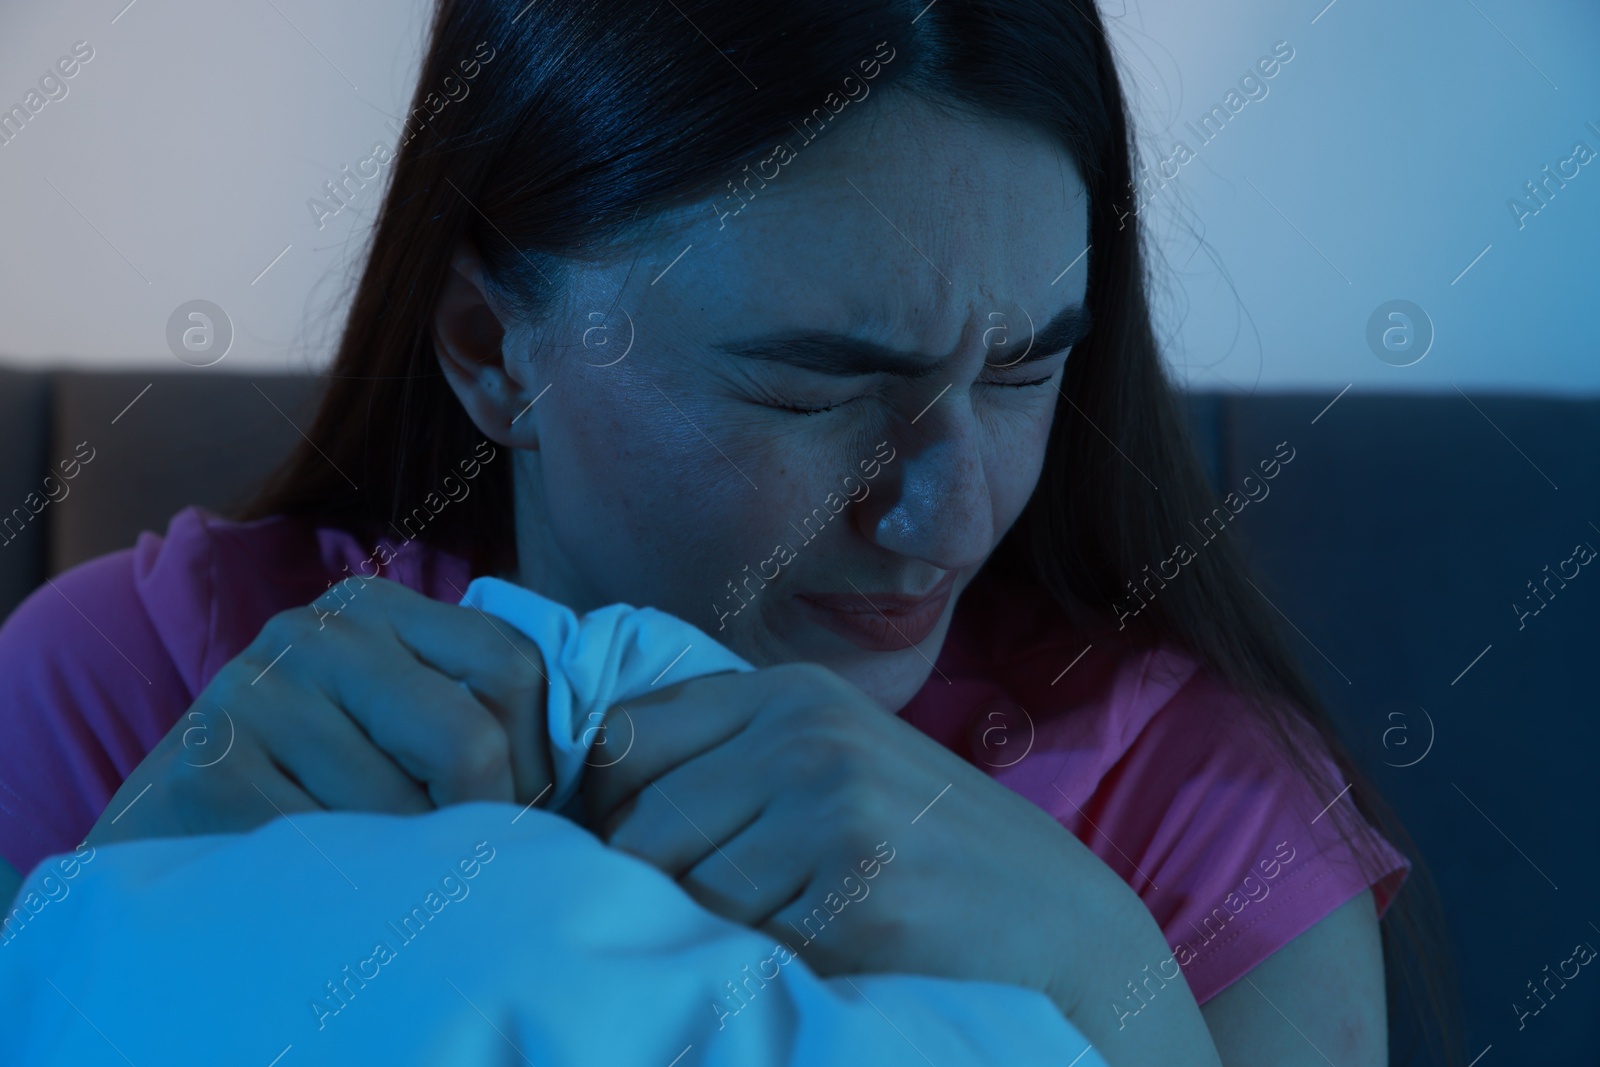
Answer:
[{"xmin": 1051, "ymin": 885, "xmax": 1225, "ymax": 1067}]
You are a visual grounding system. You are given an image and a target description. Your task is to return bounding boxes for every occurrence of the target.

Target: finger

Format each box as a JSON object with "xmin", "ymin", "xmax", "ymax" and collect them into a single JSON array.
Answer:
[
  {"xmin": 586, "ymin": 673, "xmax": 756, "ymax": 819},
  {"xmin": 173, "ymin": 752, "xmax": 327, "ymax": 838},
  {"xmin": 759, "ymin": 878, "xmax": 861, "ymax": 976},
  {"xmin": 758, "ymin": 841, "xmax": 905, "ymax": 977},
  {"xmin": 264, "ymin": 623, "xmax": 516, "ymax": 807},
  {"xmin": 585, "ymin": 666, "xmax": 833, "ymax": 828},
  {"xmin": 424, "ymin": 601, "xmax": 552, "ymax": 806},
  {"xmin": 601, "ymin": 718, "xmax": 775, "ymax": 869},
  {"xmin": 243, "ymin": 685, "xmax": 433, "ymax": 815},
  {"xmin": 676, "ymin": 804, "xmax": 818, "ymax": 930},
  {"xmin": 249, "ymin": 757, "xmax": 332, "ymax": 821},
  {"xmin": 330, "ymin": 577, "xmax": 550, "ymax": 716},
  {"xmin": 312, "ymin": 578, "xmax": 549, "ymax": 801},
  {"xmin": 458, "ymin": 675, "xmax": 552, "ymax": 809},
  {"xmin": 341, "ymin": 660, "xmax": 515, "ymax": 807},
  {"xmin": 604, "ymin": 774, "xmax": 762, "ymax": 877}
]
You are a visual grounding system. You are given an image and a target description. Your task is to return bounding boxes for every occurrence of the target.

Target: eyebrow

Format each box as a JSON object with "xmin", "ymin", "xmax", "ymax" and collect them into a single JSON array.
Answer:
[{"xmin": 710, "ymin": 303, "xmax": 1092, "ymax": 379}]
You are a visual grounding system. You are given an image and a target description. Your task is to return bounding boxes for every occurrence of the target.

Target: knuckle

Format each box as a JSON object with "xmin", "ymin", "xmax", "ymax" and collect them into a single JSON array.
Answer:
[
  {"xmin": 321, "ymin": 578, "xmax": 375, "ymax": 622},
  {"xmin": 761, "ymin": 666, "xmax": 842, "ymax": 722},
  {"xmin": 448, "ymin": 719, "xmax": 510, "ymax": 783},
  {"xmin": 161, "ymin": 754, "xmax": 225, "ymax": 820},
  {"xmin": 772, "ymin": 661, "xmax": 840, "ymax": 691},
  {"xmin": 311, "ymin": 573, "xmax": 397, "ymax": 627},
  {"xmin": 786, "ymin": 702, "xmax": 861, "ymax": 759},
  {"xmin": 343, "ymin": 573, "xmax": 397, "ymax": 611},
  {"xmin": 776, "ymin": 720, "xmax": 872, "ymax": 787},
  {"xmin": 503, "ymin": 639, "xmax": 548, "ymax": 696},
  {"xmin": 823, "ymin": 758, "xmax": 883, "ymax": 819},
  {"xmin": 772, "ymin": 729, "xmax": 830, "ymax": 779},
  {"xmin": 830, "ymin": 737, "xmax": 881, "ymax": 784},
  {"xmin": 258, "ymin": 605, "xmax": 316, "ymax": 646}
]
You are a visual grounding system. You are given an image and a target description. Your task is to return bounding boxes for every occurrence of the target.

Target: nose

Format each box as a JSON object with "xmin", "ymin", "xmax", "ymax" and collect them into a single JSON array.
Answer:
[{"xmin": 859, "ymin": 403, "xmax": 995, "ymax": 573}]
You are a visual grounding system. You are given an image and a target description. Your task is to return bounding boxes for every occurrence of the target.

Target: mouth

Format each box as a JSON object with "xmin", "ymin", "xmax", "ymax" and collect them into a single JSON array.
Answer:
[{"xmin": 794, "ymin": 572, "xmax": 957, "ymax": 652}]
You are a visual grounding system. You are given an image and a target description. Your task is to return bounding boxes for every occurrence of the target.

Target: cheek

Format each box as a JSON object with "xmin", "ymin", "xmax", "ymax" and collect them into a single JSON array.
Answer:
[
  {"xmin": 541, "ymin": 385, "xmax": 699, "ymax": 544},
  {"xmin": 535, "ymin": 368, "xmax": 812, "ymax": 623},
  {"xmin": 982, "ymin": 399, "xmax": 1056, "ymax": 522}
]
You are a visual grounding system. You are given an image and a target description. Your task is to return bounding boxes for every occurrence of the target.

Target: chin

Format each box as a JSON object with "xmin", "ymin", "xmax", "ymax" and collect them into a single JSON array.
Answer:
[
  {"xmin": 713, "ymin": 619, "xmax": 937, "ymax": 713},
  {"xmin": 803, "ymin": 644, "xmax": 942, "ymax": 713}
]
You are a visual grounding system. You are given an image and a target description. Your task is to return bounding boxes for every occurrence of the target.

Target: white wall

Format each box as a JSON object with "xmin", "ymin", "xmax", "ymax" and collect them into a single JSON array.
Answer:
[
  {"xmin": 0, "ymin": 0, "xmax": 435, "ymax": 374},
  {"xmin": 1, "ymin": 0, "xmax": 1596, "ymax": 392},
  {"xmin": 1114, "ymin": 0, "xmax": 1600, "ymax": 395}
]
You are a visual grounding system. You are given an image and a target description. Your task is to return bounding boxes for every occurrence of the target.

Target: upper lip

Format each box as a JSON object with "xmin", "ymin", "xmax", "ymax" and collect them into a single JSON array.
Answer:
[{"xmin": 797, "ymin": 572, "xmax": 956, "ymax": 614}]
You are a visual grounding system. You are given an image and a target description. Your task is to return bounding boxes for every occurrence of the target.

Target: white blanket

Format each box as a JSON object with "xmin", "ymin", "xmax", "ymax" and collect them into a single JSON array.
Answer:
[
  {"xmin": 456, "ymin": 577, "xmax": 756, "ymax": 814},
  {"xmin": 1, "ymin": 803, "xmax": 1106, "ymax": 1065}
]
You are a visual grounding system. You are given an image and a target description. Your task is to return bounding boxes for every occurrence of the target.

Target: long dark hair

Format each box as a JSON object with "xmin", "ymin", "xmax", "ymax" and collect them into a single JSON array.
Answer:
[{"xmin": 235, "ymin": 0, "xmax": 1459, "ymax": 1060}]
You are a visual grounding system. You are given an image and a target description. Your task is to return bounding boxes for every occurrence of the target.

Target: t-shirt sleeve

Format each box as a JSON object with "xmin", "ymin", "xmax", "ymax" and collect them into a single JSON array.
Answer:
[
  {"xmin": 1107, "ymin": 668, "xmax": 1408, "ymax": 1011},
  {"xmin": 0, "ymin": 503, "xmax": 478, "ymax": 883},
  {"xmin": 1084, "ymin": 664, "xmax": 1410, "ymax": 1006},
  {"xmin": 0, "ymin": 547, "xmax": 192, "ymax": 880}
]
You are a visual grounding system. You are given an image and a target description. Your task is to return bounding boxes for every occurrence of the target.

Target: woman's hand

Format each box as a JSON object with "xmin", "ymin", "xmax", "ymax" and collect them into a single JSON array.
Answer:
[
  {"xmin": 87, "ymin": 576, "xmax": 553, "ymax": 847},
  {"xmin": 582, "ymin": 662, "xmax": 1222, "ymax": 1063}
]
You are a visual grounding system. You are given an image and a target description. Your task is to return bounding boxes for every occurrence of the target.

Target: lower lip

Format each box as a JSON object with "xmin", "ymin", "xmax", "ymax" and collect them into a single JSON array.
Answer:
[{"xmin": 796, "ymin": 580, "xmax": 955, "ymax": 652}]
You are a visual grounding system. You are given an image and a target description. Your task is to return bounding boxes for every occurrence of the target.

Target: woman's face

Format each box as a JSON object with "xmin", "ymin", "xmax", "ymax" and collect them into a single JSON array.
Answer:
[{"xmin": 440, "ymin": 92, "xmax": 1091, "ymax": 713}]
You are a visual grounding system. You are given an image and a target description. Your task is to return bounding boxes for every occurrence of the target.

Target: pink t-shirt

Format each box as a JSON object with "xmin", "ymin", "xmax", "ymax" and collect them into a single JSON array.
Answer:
[{"xmin": 0, "ymin": 504, "xmax": 1407, "ymax": 1005}]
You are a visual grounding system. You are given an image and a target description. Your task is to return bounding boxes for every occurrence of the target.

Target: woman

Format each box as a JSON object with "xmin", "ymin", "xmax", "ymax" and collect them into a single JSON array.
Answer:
[{"xmin": 0, "ymin": 0, "xmax": 1457, "ymax": 1062}]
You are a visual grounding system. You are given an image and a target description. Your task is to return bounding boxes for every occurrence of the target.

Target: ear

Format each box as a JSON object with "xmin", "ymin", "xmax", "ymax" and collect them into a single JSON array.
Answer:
[{"xmin": 433, "ymin": 238, "xmax": 541, "ymax": 450}]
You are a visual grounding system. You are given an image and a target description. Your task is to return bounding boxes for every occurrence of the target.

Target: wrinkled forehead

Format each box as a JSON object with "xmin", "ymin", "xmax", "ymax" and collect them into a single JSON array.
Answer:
[{"xmin": 569, "ymin": 94, "xmax": 1090, "ymax": 357}]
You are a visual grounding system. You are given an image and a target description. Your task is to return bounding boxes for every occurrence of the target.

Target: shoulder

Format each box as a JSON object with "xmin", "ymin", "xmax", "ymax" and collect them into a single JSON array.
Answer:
[
  {"xmin": 0, "ymin": 527, "xmax": 188, "ymax": 753},
  {"xmin": 0, "ymin": 500, "xmax": 473, "ymax": 713},
  {"xmin": 915, "ymin": 567, "xmax": 1410, "ymax": 1006},
  {"xmin": 132, "ymin": 504, "xmax": 475, "ymax": 693},
  {"xmin": 0, "ymin": 504, "xmax": 472, "ymax": 876},
  {"xmin": 1122, "ymin": 669, "xmax": 1410, "ymax": 1004},
  {"xmin": 0, "ymin": 519, "xmax": 186, "ymax": 876},
  {"xmin": 905, "ymin": 564, "xmax": 1198, "ymax": 775}
]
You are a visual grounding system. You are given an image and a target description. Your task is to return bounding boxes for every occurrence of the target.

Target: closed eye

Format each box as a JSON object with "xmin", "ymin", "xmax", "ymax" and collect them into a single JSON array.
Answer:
[
  {"xmin": 772, "ymin": 373, "xmax": 1058, "ymax": 416},
  {"xmin": 999, "ymin": 374, "xmax": 1056, "ymax": 390}
]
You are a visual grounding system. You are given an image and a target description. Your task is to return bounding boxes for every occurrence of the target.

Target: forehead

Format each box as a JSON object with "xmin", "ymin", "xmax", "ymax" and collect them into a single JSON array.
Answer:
[{"xmin": 573, "ymin": 93, "xmax": 1091, "ymax": 353}]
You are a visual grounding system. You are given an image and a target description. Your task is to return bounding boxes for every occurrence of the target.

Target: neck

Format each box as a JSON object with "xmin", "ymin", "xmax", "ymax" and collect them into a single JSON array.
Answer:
[{"xmin": 508, "ymin": 448, "xmax": 604, "ymax": 614}]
